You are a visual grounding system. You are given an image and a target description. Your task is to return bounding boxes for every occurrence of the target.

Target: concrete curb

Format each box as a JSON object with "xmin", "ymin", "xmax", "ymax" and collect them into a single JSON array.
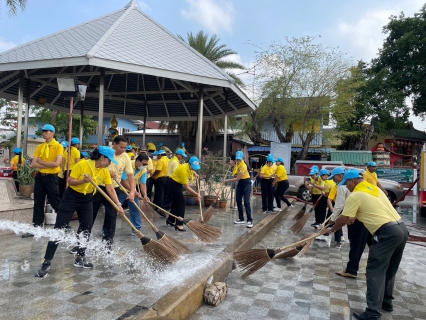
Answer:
[{"xmin": 130, "ymin": 201, "xmax": 297, "ymax": 320}]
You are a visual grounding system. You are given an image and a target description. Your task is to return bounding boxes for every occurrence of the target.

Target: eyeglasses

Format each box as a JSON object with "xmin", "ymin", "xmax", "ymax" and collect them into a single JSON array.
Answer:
[{"xmin": 42, "ymin": 130, "xmax": 49, "ymax": 133}]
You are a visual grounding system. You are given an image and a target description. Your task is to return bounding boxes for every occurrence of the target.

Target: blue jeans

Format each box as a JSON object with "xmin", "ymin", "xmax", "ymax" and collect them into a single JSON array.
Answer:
[
  {"xmin": 118, "ymin": 191, "xmax": 142, "ymax": 231},
  {"xmin": 236, "ymin": 179, "xmax": 252, "ymax": 222}
]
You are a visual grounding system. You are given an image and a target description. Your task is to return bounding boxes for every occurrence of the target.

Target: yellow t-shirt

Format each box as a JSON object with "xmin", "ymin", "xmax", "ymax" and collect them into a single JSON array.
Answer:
[
  {"xmin": 260, "ymin": 164, "xmax": 275, "ymax": 179},
  {"xmin": 154, "ymin": 156, "xmax": 169, "ymax": 179},
  {"xmin": 146, "ymin": 157, "xmax": 153, "ymax": 178},
  {"xmin": 310, "ymin": 176, "xmax": 324, "ymax": 195},
  {"xmin": 10, "ymin": 155, "xmax": 25, "ymax": 171},
  {"xmin": 167, "ymin": 156, "xmax": 180, "ymax": 177},
  {"xmin": 235, "ymin": 161, "xmax": 250, "ymax": 179},
  {"xmin": 171, "ymin": 163, "xmax": 193, "ymax": 185},
  {"xmin": 324, "ymin": 180, "xmax": 335, "ymax": 195},
  {"xmin": 127, "ymin": 152, "xmax": 135, "ymax": 160},
  {"xmin": 275, "ymin": 165, "xmax": 288, "ymax": 182},
  {"xmin": 69, "ymin": 159, "xmax": 112, "ymax": 194},
  {"xmin": 175, "ymin": 146, "xmax": 187, "ymax": 153},
  {"xmin": 107, "ymin": 152, "xmax": 133, "ymax": 188},
  {"xmin": 328, "ymin": 183, "xmax": 338, "ymax": 202},
  {"xmin": 341, "ymin": 181, "xmax": 401, "ymax": 234},
  {"xmin": 160, "ymin": 146, "xmax": 172, "ymax": 154},
  {"xmin": 363, "ymin": 170, "xmax": 378, "ymax": 186},
  {"xmin": 63, "ymin": 147, "xmax": 81, "ymax": 171},
  {"xmin": 147, "ymin": 142, "xmax": 156, "ymax": 151},
  {"xmin": 34, "ymin": 139, "xmax": 64, "ymax": 174}
]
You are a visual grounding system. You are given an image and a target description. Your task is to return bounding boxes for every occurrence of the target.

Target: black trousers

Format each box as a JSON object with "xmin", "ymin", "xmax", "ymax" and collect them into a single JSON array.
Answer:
[
  {"xmin": 163, "ymin": 177, "xmax": 171, "ymax": 211},
  {"xmin": 260, "ymin": 179, "xmax": 274, "ymax": 211},
  {"xmin": 274, "ymin": 180, "xmax": 292, "ymax": 208},
  {"xmin": 365, "ymin": 223, "xmax": 408, "ymax": 317},
  {"xmin": 312, "ymin": 194, "xmax": 327, "ymax": 224},
  {"xmin": 167, "ymin": 179, "xmax": 185, "ymax": 226},
  {"xmin": 12, "ymin": 171, "xmax": 19, "ymax": 192},
  {"xmin": 147, "ymin": 178, "xmax": 154, "ymax": 200},
  {"xmin": 33, "ymin": 173, "xmax": 61, "ymax": 227},
  {"xmin": 92, "ymin": 186, "xmax": 119, "ymax": 244},
  {"xmin": 346, "ymin": 219, "xmax": 371, "ymax": 276},
  {"xmin": 44, "ymin": 188, "xmax": 93, "ymax": 261},
  {"xmin": 153, "ymin": 176, "xmax": 167, "ymax": 208}
]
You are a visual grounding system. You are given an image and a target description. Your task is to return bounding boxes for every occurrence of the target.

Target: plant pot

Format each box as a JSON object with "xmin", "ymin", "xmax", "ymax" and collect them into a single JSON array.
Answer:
[
  {"xmin": 186, "ymin": 196, "xmax": 199, "ymax": 206},
  {"xmin": 218, "ymin": 200, "xmax": 227, "ymax": 209},
  {"xmin": 20, "ymin": 185, "xmax": 34, "ymax": 197},
  {"xmin": 204, "ymin": 196, "xmax": 216, "ymax": 207}
]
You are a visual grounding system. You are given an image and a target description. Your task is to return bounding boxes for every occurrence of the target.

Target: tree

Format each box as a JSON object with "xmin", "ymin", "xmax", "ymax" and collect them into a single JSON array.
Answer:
[
  {"xmin": 372, "ymin": 5, "xmax": 426, "ymax": 116},
  {"xmin": 3, "ymin": 0, "xmax": 26, "ymax": 16}
]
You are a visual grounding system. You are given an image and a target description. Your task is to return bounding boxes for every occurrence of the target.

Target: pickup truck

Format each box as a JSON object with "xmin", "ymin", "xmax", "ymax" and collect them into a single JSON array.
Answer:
[{"xmin": 286, "ymin": 165, "xmax": 405, "ymax": 203}]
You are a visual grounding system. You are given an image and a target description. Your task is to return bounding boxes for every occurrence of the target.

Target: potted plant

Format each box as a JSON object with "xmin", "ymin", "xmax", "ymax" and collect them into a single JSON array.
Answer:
[
  {"xmin": 16, "ymin": 161, "xmax": 37, "ymax": 197},
  {"xmin": 218, "ymin": 189, "xmax": 230, "ymax": 209},
  {"xmin": 199, "ymin": 148, "xmax": 227, "ymax": 207}
]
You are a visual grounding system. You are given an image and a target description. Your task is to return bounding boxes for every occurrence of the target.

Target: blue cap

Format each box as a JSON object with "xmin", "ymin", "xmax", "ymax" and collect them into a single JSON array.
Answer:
[
  {"xmin": 126, "ymin": 145, "xmax": 132, "ymax": 151},
  {"xmin": 71, "ymin": 137, "xmax": 80, "ymax": 145},
  {"xmin": 276, "ymin": 157, "xmax": 284, "ymax": 163},
  {"xmin": 180, "ymin": 142, "xmax": 185, "ymax": 147},
  {"xmin": 236, "ymin": 151, "xmax": 244, "ymax": 158},
  {"xmin": 176, "ymin": 149, "xmax": 187, "ymax": 157},
  {"xmin": 311, "ymin": 165, "xmax": 319, "ymax": 171},
  {"xmin": 339, "ymin": 169, "xmax": 363, "ymax": 186},
  {"xmin": 61, "ymin": 141, "xmax": 69, "ymax": 148},
  {"xmin": 367, "ymin": 161, "xmax": 377, "ymax": 167},
  {"xmin": 319, "ymin": 169, "xmax": 330, "ymax": 176},
  {"xmin": 158, "ymin": 149, "xmax": 166, "ymax": 155},
  {"xmin": 309, "ymin": 168, "xmax": 319, "ymax": 175},
  {"xmin": 153, "ymin": 151, "xmax": 159, "ymax": 155},
  {"xmin": 328, "ymin": 167, "xmax": 345, "ymax": 180},
  {"xmin": 268, "ymin": 153, "xmax": 274, "ymax": 158},
  {"xmin": 81, "ymin": 151, "xmax": 89, "ymax": 157},
  {"xmin": 13, "ymin": 147, "xmax": 22, "ymax": 154},
  {"xmin": 189, "ymin": 156, "xmax": 201, "ymax": 170},
  {"xmin": 158, "ymin": 143, "xmax": 164, "ymax": 147},
  {"xmin": 266, "ymin": 156, "xmax": 275, "ymax": 163},
  {"xmin": 42, "ymin": 124, "xmax": 55, "ymax": 132},
  {"xmin": 99, "ymin": 146, "xmax": 118, "ymax": 165}
]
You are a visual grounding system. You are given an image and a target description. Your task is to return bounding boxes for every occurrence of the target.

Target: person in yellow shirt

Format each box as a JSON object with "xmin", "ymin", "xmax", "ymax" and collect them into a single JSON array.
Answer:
[
  {"xmin": 147, "ymin": 150, "xmax": 158, "ymax": 201},
  {"xmin": 22, "ymin": 124, "xmax": 63, "ymax": 238},
  {"xmin": 304, "ymin": 167, "xmax": 327, "ymax": 227},
  {"xmin": 61, "ymin": 137, "xmax": 81, "ymax": 197},
  {"xmin": 272, "ymin": 157, "xmax": 294, "ymax": 212},
  {"xmin": 259, "ymin": 155, "xmax": 276, "ymax": 213},
  {"xmin": 126, "ymin": 145, "xmax": 135, "ymax": 160},
  {"xmin": 147, "ymin": 140, "xmax": 156, "ymax": 152},
  {"xmin": 175, "ymin": 142, "xmax": 189, "ymax": 156},
  {"xmin": 10, "ymin": 147, "xmax": 25, "ymax": 192},
  {"xmin": 363, "ymin": 161, "xmax": 388, "ymax": 196},
  {"xmin": 166, "ymin": 156, "xmax": 201, "ymax": 231},
  {"xmin": 81, "ymin": 151, "xmax": 89, "ymax": 160},
  {"xmin": 151, "ymin": 149, "xmax": 169, "ymax": 216},
  {"xmin": 323, "ymin": 169, "xmax": 408, "ymax": 320},
  {"xmin": 224, "ymin": 150, "xmax": 254, "ymax": 228},
  {"xmin": 164, "ymin": 149, "xmax": 187, "ymax": 211},
  {"xmin": 36, "ymin": 146, "xmax": 124, "ymax": 278}
]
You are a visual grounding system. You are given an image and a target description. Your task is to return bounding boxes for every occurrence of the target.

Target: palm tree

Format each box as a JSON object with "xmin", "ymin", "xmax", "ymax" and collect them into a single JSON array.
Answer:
[{"xmin": 4, "ymin": 0, "xmax": 27, "ymax": 16}]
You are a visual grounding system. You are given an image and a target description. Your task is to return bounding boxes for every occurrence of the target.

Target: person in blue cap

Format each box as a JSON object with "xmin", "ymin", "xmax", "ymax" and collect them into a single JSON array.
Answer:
[
  {"xmin": 259, "ymin": 155, "xmax": 276, "ymax": 213},
  {"xmin": 61, "ymin": 137, "xmax": 81, "ymax": 197},
  {"xmin": 81, "ymin": 151, "xmax": 89, "ymax": 160},
  {"xmin": 166, "ymin": 156, "xmax": 201, "ymax": 231},
  {"xmin": 147, "ymin": 140, "xmax": 156, "ymax": 152},
  {"xmin": 322, "ymin": 169, "xmax": 408, "ymax": 320},
  {"xmin": 272, "ymin": 157, "xmax": 294, "ymax": 212},
  {"xmin": 163, "ymin": 149, "xmax": 188, "ymax": 211},
  {"xmin": 10, "ymin": 147, "xmax": 25, "ymax": 192},
  {"xmin": 224, "ymin": 150, "xmax": 254, "ymax": 228},
  {"xmin": 363, "ymin": 161, "xmax": 388, "ymax": 196},
  {"xmin": 147, "ymin": 150, "xmax": 159, "ymax": 201},
  {"xmin": 304, "ymin": 166, "xmax": 327, "ymax": 227},
  {"xmin": 36, "ymin": 146, "xmax": 124, "ymax": 277},
  {"xmin": 175, "ymin": 142, "xmax": 188, "ymax": 155},
  {"xmin": 151, "ymin": 149, "xmax": 169, "ymax": 216},
  {"xmin": 58, "ymin": 141, "xmax": 69, "ymax": 198},
  {"xmin": 125, "ymin": 145, "xmax": 135, "ymax": 160},
  {"xmin": 22, "ymin": 124, "xmax": 64, "ymax": 238}
]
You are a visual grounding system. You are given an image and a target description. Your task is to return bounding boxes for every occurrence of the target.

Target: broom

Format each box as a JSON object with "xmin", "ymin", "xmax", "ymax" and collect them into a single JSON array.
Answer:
[
  {"xmin": 149, "ymin": 202, "xmax": 222, "ymax": 243},
  {"xmin": 88, "ymin": 180, "xmax": 180, "ymax": 263},
  {"xmin": 233, "ymin": 232, "xmax": 320, "ymax": 278},
  {"xmin": 201, "ymin": 169, "xmax": 230, "ymax": 224},
  {"xmin": 284, "ymin": 196, "xmax": 311, "ymax": 221},
  {"xmin": 114, "ymin": 178, "xmax": 191, "ymax": 256},
  {"xmin": 290, "ymin": 194, "xmax": 323, "ymax": 235},
  {"xmin": 196, "ymin": 178, "xmax": 204, "ymax": 224}
]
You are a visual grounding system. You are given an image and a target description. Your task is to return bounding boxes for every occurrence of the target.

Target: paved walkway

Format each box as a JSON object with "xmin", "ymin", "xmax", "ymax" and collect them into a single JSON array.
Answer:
[{"xmin": 190, "ymin": 197, "xmax": 426, "ymax": 320}]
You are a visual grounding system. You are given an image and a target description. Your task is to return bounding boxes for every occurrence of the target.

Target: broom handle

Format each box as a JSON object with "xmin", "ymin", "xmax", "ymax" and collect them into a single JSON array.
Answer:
[
  {"xmin": 113, "ymin": 178, "xmax": 158, "ymax": 231},
  {"xmin": 214, "ymin": 169, "xmax": 231, "ymax": 201},
  {"xmin": 88, "ymin": 180, "xmax": 142, "ymax": 235},
  {"xmin": 197, "ymin": 178, "xmax": 204, "ymax": 222},
  {"xmin": 149, "ymin": 201, "xmax": 184, "ymax": 222}
]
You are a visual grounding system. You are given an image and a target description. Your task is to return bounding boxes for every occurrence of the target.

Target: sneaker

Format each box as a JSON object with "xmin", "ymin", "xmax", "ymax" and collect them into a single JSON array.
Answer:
[
  {"xmin": 315, "ymin": 235, "xmax": 327, "ymax": 241},
  {"xmin": 22, "ymin": 232, "xmax": 34, "ymax": 238},
  {"xmin": 341, "ymin": 236, "xmax": 346, "ymax": 242},
  {"xmin": 273, "ymin": 208, "xmax": 282, "ymax": 212},
  {"xmin": 74, "ymin": 257, "xmax": 93, "ymax": 269},
  {"xmin": 334, "ymin": 242, "xmax": 342, "ymax": 249},
  {"xmin": 262, "ymin": 211, "xmax": 269, "ymax": 214},
  {"xmin": 131, "ymin": 231, "xmax": 137, "ymax": 237},
  {"xmin": 310, "ymin": 223, "xmax": 319, "ymax": 227},
  {"xmin": 35, "ymin": 260, "xmax": 51, "ymax": 278},
  {"xmin": 69, "ymin": 246, "xmax": 79, "ymax": 254},
  {"xmin": 234, "ymin": 219, "xmax": 246, "ymax": 224},
  {"xmin": 247, "ymin": 221, "xmax": 253, "ymax": 228},
  {"xmin": 287, "ymin": 205, "xmax": 295, "ymax": 211}
]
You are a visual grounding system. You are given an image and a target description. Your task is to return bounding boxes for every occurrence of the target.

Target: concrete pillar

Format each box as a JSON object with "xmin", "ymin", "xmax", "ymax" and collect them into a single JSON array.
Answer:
[
  {"xmin": 97, "ymin": 69, "xmax": 105, "ymax": 146},
  {"xmin": 16, "ymin": 70, "xmax": 24, "ymax": 149},
  {"xmin": 223, "ymin": 88, "xmax": 228, "ymax": 160},
  {"xmin": 79, "ymin": 101, "xmax": 84, "ymax": 150},
  {"xmin": 23, "ymin": 78, "xmax": 30, "ymax": 156},
  {"xmin": 143, "ymin": 100, "xmax": 147, "ymax": 147},
  {"xmin": 197, "ymin": 85, "xmax": 203, "ymax": 158}
]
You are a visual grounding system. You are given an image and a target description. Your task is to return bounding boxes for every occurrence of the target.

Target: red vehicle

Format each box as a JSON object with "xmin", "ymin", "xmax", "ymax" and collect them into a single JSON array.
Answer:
[{"xmin": 0, "ymin": 166, "xmax": 13, "ymax": 178}]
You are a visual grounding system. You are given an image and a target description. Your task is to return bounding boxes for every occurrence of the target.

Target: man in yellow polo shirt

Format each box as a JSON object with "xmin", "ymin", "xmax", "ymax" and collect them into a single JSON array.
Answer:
[
  {"xmin": 323, "ymin": 169, "xmax": 408, "ymax": 320},
  {"xmin": 61, "ymin": 137, "xmax": 81, "ymax": 196},
  {"xmin": 23, "ymin": 124, "xmax": 63, "ymax": 238},
  {"xmin": 363, "ymin": 161, "xmax": 388, "ymax": 196},
  {"xmin": 151, "ymin": 149, "xmax": 169, "ymax": 216}
]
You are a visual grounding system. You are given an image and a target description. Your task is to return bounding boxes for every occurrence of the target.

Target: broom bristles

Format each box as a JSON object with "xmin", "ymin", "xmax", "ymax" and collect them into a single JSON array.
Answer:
[
  {"xmin": 272, "ymin": 247, "xmax": 301, "ymax": 259},
  {"xmin": 233, "ymin": 248, "xmax": 275, "ymax": 278},
  {"xmin": 200, "ymin": 204, "xmax": 215, "ymax": 224},
  {"xmin": 293, "ymin": 205, "xmax": 306, "ymax": 221},
  {"xmin": 184, "ymin": 219, "xmax": 222, "ymax": 243},
  {"xmin": 155, "ymin": 231, "xmax": 191, "ymax": 255},
  {"xmin": 140, "ymin": 237, "xmax": 180, "ymax": 263},
  {"xmin": 290, "ymin": 211, "xmax": 311, "ymax": 234},
  {"xmin": 141, "ymin": 200, "xmax": 159, "ymax": 220}
]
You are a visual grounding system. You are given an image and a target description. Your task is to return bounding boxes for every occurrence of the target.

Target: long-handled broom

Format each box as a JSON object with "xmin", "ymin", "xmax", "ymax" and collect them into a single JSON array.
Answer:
[
  {"xmin": 89, "ymin": 180, "xmax": 180, "ymax": 263},
  {"xmin": 290, "ymin": 194, "xmax": 323, "ymax": 235},
  {"xmin": 134, "ymin": 183, "xmax": 157, "ymax": 221},
  {"xmin": 149, "ymin": 202, "xmax": 222, "ymax": 243},
  {"xmin": 201, "ymin": 169, "xmax": 230, "ymax": 224},
  {"xmin": 114, "ymin": 178, "xmax": 191, "ymax": 256},
  {"xmin": 285, "ymin": 196, "xmax": 312, "ymax": 221},
  {"xmin": 196, "ymin": 178, "xmax": 204, "ymax": 224}
]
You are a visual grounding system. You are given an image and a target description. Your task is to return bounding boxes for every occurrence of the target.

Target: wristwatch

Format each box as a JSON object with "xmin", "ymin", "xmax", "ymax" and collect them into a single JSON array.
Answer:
[{"xmin": 117, "ymin": 203, "xmax": 122, "ymax": 206}]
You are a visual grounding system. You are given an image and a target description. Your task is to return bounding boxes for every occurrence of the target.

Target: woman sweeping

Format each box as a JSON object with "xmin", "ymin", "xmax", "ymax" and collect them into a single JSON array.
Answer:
[
  {"xmin": 166, "ymin": 156, "xmax": 201, "ymax": 231},
  {"xmin": 10, "ymin": 147, "xmax": 25, "ymax": 192},
  {"xmin": 36, "ymin": 146, "xmax": 124, "ymax": 278},
  {"xmin": 273, "ymin": 157, "xmax": 294, "ymax": 211},
  {"xmin": 259, "ymin": 155, "xmax": 276, "ymax": 214}
]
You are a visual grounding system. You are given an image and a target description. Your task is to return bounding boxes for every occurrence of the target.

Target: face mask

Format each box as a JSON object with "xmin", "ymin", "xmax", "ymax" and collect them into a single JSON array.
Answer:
[
  {"xmin": 139, "ymin": 165, "xmax": 147, "ymax": 171},
  {"xmin": 152, "ymin": 156, "xmax": 157, "ymax": 160}
]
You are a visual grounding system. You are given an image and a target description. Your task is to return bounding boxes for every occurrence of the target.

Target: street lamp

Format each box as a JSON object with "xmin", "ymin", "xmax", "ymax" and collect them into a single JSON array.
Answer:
[{"xmin": 57, "ymin": 77, "xmax": 79, "ymax": 97}]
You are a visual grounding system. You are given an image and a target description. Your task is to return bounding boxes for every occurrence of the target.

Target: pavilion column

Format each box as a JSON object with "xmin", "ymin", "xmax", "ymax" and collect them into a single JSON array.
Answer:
[
  {"xmin": 142, "ymin": 100, "xmax": 147, "ymax": 147},
  {"xmin": 16, "ymin": 70, "xmax": 24, "ymax": 149},
  {"xmin": 79, "ymin": 101, "xmax": 84, "ymax": 150},
  {"xmin": 197, "ymin": 84, "xmax": 203, "ymax": 158},
  {"xmin": 23, "ymin": 77, "xmax": 30, "ymax": 156},
  {"xmin": 223, "ymin": 88, "xmax": 228, "ymax": 160},
  {"xmin": 97, "ymin": 69, "xmax": 105, "ymax": 147}
]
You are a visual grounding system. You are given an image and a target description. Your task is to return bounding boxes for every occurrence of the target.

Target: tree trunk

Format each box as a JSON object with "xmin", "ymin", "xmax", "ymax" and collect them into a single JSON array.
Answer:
[
  {"xmin": 247, "ymin": 111, "xmax": 271, "ymax": 145},
  {"xmin": 292, "ymin": 131, "xmax": 315, "ymax": 171},
  {"xmin": 272, "ymin": 118, "xmax": 286, "ymax": 142},
  {"xmin": 50, "ymin": 110, "xmax": 58, "ymax": 124}
]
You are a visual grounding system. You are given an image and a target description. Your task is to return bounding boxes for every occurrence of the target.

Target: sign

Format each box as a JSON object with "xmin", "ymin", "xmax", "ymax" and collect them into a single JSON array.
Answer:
[{"xmin": 376, "ymin": 168, "xmax": 414, "ymax": 184}]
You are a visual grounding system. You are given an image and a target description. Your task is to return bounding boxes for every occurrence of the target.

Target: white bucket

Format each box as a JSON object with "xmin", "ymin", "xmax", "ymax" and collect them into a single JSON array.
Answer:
[{"xmin": 45, "ymin": 211, "xmax": 57, "ymax": 225}]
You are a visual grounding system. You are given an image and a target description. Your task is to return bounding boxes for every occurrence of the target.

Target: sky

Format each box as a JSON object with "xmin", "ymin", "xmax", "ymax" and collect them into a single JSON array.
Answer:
[{"xmin": 0, "ymin": 0, "xmax": 425, "ymax": 129}]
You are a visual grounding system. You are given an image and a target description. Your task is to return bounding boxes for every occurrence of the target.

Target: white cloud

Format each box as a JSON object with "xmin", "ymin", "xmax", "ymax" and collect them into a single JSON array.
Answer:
[
  {"xmin": 137, "ymin": 1, "xmax": 151, "ymax": 12},
  {"xmin": 181, "ymin": 0, "xmax": 234, "ymax": 34},
  {"xmin": 0, "ymin": 37, "xmax": 16, "ymax": 53}
]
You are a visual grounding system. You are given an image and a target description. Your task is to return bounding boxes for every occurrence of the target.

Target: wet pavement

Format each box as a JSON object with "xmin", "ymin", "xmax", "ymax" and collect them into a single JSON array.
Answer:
[{"xmin": 190, "ymin": 196, "xmax": 426, "ymax": 320}]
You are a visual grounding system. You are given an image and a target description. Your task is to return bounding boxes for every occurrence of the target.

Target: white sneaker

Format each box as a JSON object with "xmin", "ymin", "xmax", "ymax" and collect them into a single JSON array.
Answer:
[
  {"xmin": 234, "ymin": 219, "xmax": 246, "ymax": 224},
  {"xmin": 273, "ymin": 208, "xmax": 281, "ymax": 212},
  {"xmin": 287, "ymin": 205, "xmax": 295, "ymax": 211},
  {"xmin": 247, "ymin": 221, "xmax": 253, "ymax": 228},
  {"xmin": 341, "ymin": 236, "xmax": 346, "ymax": 242},
  {"xmin": 315, "ymin": 235, "xmax": 327, "ymax": 241},
  {"xmin": 262, "ymin": 211, "xmax": 269, "ymax": 214}
]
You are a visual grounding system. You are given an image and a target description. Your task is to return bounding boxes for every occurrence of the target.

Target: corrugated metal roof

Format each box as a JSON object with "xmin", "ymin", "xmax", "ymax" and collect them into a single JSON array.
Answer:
[
  {"xmin": 330, "ymin": 150, "xmax": 373, "ymax": 166},
  {"xmin": 248, "ymin": 146, "xmax": 330, "ymax": 153}
]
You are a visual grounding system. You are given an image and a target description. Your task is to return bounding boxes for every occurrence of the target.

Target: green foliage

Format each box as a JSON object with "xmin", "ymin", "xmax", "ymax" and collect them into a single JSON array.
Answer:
[
  {"xmin": 16, "ymin": 158, "xmax": 36, "ymax": 185},
  {"xmin": 199, "ymin": 148, "xmax": 227, "ymax": 196},
  {"xmin": 219, "ymin": 188, "xmax": 230, "ymax": 201},
  {"xmin": 4, "ymin": 0, "xmax": 26, "ymax": 16}
]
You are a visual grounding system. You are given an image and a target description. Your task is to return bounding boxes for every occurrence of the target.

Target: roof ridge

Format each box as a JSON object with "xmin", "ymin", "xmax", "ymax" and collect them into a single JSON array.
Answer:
[{"xmin": 0, "ymin": 8, "xmax": 125, "ymax": 58}]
